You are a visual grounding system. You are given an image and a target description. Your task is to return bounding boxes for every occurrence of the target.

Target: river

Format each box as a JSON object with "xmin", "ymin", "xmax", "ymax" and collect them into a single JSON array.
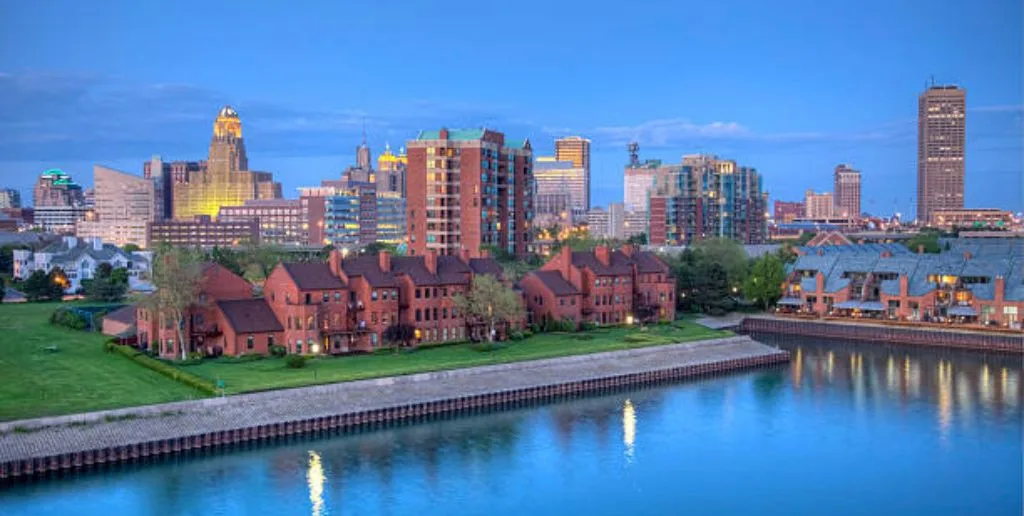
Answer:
[{"xmin": 1, "ymin": 334, "xmax": 1021, "ymax": 515}]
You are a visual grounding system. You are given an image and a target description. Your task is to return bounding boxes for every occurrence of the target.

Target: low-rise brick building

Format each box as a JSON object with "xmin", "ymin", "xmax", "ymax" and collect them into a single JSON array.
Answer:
[{"xmin": 521, "ymin": 245, "xmax": 676, "ymax": 327}]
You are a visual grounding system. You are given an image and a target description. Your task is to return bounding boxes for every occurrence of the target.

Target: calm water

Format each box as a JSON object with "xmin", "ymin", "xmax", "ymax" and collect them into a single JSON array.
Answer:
[{"xmin": 1, "ymin": 335, "xmax": 1021, "ymax": 516}]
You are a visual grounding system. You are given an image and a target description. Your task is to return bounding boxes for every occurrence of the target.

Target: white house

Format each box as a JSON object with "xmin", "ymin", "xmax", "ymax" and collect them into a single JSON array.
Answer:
[{"xmin": 13, "ymin": 236, "xmax": 153, "ymax": 293}]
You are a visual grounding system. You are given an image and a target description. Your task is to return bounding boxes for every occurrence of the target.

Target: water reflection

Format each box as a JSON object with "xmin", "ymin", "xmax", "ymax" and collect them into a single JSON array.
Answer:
[
  {"xmin": 307, "ymin": 451, "xmax": 324, "ymax": 516},
  {"xmin": 622, "ymin": 399, "xmax": 636, "ymax": 462}
]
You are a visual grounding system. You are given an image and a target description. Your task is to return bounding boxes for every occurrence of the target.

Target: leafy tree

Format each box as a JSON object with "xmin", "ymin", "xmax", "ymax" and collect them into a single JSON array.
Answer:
[
  {"xmin": 692, "ymin": 238, "xmax": 748, "ymax": 288},
  {"xmin": 0, "ymin": 244, "xmax": 29, "ymax": 275},
  {"xmin": 209, "ymin": 246, "xmax": 243, "ymax": 275},
  {"xmin": 23, "ymin": 268, "xmax": 65, "ymax": 302},
  {"xmin": 0, "ymin": 276, "xmax": 5, "ymax": 303},
  {"xmin": 122, "ymin": 243, "xmax": 141, "ymax": 253},
  {"xmin": 143, "ymin": 246, "xmax": 205, "ymax": 360},
  {"xmin": 83, "ymin": 264, "xmax": 129, "ymax": 302},
  {"xmin": 775, "ymin": 243, "xmax": 798, "ymax": 264},
  {"xmin": 743, "ymin": 254, "xmax": 786, "ymax": 309},
  {"xmin": 690, "ymin": 262, "xmax": 731, "ymax": 315},
  {"xmin": 454, "ymin": 274, "xmax": 524, "ymax": 342},
  {"xmin": 903, "ymin": 232, "xmax": 941, "ymax": 254},
  {"xmin": 363, "ymin": 242, "xmax": 405, "ymax": 256},
  {"xmin": 383, "ymin": 323, "xmax": 417, "ymax": 350},
  {"xmin": 627, "ymin": 233, "xmax": 648, "ymax": 246}
]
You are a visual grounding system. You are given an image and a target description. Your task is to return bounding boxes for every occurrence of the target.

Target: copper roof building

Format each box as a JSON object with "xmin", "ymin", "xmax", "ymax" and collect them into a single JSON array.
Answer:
[{"xmin": 917, "ymin": 85, "xmax": 966, "ymax": 223}]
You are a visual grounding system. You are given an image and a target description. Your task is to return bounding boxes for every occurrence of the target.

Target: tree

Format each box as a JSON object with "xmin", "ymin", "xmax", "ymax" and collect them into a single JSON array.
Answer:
[
  {"xmin": 209, "ymin": 246, "xmax": 243, "ymax": 276},
  {"xmin": 692, "ymin": 238, "xmax": 748, "ymax": 288},
  {"xmin": 796, "ymin": 232, "xmax": 817, "ymax": 246},
  {"xmin": 0, "ymin": 244, "xmax": 28, "ymax": 275},
  {"xmin": 690, "ymin": 262, "xmax": 731, "ymax": 315},
  {"xmin": 0, "ymin": 276, "xmax": 5, "ymax": 303},
  {"xmin": 83, "ymin": 264, "xmax": 129, "ymax": 303},
  {"xmin": 904, "ymin": 232, "xmax": 941, "ymax": 254},
  {"xmin": 383, "ymin": 323, "xmax": 417, "ymax": 350},
  {"xmin": 453, "ymin": 274, "xmax": 524, "ymax": 342},
  {"xmin": 122, "ymin": 243, "xmax": 141, "ymax": 253},
  {"xmin": 143, "ymin": 246, "xmax": 205, "ymax": 360},
  {"xmin": 23, "ymin": 268, "xmax": 65, "ymax": 302},
  {"xmin": 627, "ymin": 233, "xmax": 648, "ymax": 246},
  {"xmin": 743, "ymin": 254, "xmax": 786, "ymax": 309},
  {"xmin": 363, "ymin": 242, "xmax": 405, "ymax": 256}
]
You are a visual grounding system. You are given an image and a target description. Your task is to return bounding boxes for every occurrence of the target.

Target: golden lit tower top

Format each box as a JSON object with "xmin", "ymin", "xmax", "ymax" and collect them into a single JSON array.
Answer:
[{"xmin": 214, "ymin": 105, "xmax": 242, "ymax": 139}]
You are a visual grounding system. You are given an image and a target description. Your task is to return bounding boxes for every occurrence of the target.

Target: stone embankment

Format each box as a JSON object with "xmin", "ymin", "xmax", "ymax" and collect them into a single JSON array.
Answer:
[
  {"xmin": 0, "ymin": 335, "xmax": 788, "ymax": 480},
  {"xmin": 743, "ymin": 316, "xmax": 1023, "ymax": 353}
]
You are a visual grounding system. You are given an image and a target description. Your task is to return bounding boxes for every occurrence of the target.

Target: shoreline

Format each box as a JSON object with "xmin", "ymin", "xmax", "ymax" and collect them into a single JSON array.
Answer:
[
  {"xmin": 0, "ymin": 335, "xmax": 787, "ymax": 480},
  {"xmin": 742, "ymin": 316, "xmax": 1023, "ymax": 353}
]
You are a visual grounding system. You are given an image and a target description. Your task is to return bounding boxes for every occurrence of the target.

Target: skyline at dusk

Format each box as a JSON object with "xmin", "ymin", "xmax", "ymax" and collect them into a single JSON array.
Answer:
[{"xmin": 1, "ymin": 0, "xmax": 1021, "ymax": 218}]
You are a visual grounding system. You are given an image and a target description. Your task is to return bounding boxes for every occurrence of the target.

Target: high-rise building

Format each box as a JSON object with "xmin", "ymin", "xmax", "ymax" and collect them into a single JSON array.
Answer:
[
  {"xmin": 0, "ymin": 188, "xmax": 21, "ymax": 209},
  {"xmin": 32, "ymin": 169, "xmax": 87, "ymax": 233},
  {"xmin": 377, "ymin": 143, "xmax": 408, "ymax": 196},
  {"xmin": 804, "ymin": 190, "xmax": 834, "ymax": 219},
  {"xmin": 406, "ymin": 128, "xmax": 534, "ymax": 258},
  {"xmin": 833, "ymin": 164, "xmax": 862, "ymax": 219},
  {"xmin": 624, "ymin": 165, "xmax": 659, "ymax": 213},
  {"xmin": 75, "ymin": 165, "xmax": 159, "ymax": 248},
  {"xmin": 586, "ymin": 207, "xmax": 610, "ymax": 238},
  {"xmin": 144, "ymin": 156, "xmax": 205, "ymax": 220},
  {"xmin": 917, "ymin": 85, "xmax": 966, "ymax": 223},
  {"xmin": 649, "ymin": 155, "xmax": 767, "ymax": 244},
  {"xmin": 773, "ymin": 200, "xmax": 805, "ymax": 223},
  {"xmin": 299, "ymin": 183, "xmax": 405, "ymax": 248},
  {"xmin": 622, "ymin": 211, "xmax": 649, "ymax": 240},
  {"xmin": 171, "ymin": 106, "xmax": 282, "ymax": 220},
  {"xmin": 554, "ymin": 136, "xmax": 590, "ymax": 211},
  {"xmin": 534, "ymin": 158, "xmax": 587, "ymax": 221},
  {"xmin": 608, "ymin": 202, "xmax": 625, "ymax": 239},
  {"xmin": 218, "ymin": 199, "xmax": 313, "ymax": 246}
]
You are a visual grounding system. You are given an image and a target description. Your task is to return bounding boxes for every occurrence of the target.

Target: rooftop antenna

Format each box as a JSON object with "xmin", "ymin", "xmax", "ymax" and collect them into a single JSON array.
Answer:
[
  {"xmin": 627, "ymin": 141, "xmax": 640, "ymax": 167},
  {"xmin": 361, "ymin": 117, "xmax": 367, "ymax": 145}
]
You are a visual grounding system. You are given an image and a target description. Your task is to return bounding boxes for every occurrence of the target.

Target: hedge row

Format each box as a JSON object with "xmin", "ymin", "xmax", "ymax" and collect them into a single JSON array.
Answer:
[{"xmin": 110, "ymin": 344, "xmax": 217, "ymax": 395}]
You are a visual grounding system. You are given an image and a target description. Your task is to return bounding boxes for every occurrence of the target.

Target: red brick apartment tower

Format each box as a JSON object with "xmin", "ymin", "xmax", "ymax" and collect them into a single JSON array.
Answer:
[{"xmin": 407, "ymin": 128, "xmax": 533, "ymax": 258}]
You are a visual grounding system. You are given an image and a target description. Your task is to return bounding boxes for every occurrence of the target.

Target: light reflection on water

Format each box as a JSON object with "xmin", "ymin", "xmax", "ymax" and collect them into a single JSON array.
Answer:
[{"xmin": 0, "ymin": 335, "xmax": 1020, "ymax": 516}]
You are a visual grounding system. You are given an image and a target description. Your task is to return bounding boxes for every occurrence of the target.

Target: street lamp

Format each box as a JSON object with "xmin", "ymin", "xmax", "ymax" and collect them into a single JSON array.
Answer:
[{"xmin": 626, "ymin": 314, "xmax": 634, "ymax": 325}]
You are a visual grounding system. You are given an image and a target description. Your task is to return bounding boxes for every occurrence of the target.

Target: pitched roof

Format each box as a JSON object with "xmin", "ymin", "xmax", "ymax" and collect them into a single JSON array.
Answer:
[
  {"xmin": 529, "ymin": 270, "xmax": 580, "ymax": 296},
  {"xmin": 281, "ymin": 262, "xmax": 345, "ymax": 290},
  {"xmin": 468, "ymin": 258, "xmax": 504, "ymax": 277},
  {"xmin": 216, "ymin": 299, "xmax": 284, "ymax": 333},
  {"xmin": 102, "ymin": 305, "xmax": 136, "ymax": 325},
  {"xmin": 340, "ymin": 256, "xmax": 398, "ymax": 287},
  {"xmin": 571, "ymin": 251, "xmax": 632, "ymax": 275},
  {"xmin": 391, "ymin": 255, "xmax": 471, "ymax": 285},
  {"xmin": 619, "ymin": 250, "xmax": 670, "ymax": 274}
]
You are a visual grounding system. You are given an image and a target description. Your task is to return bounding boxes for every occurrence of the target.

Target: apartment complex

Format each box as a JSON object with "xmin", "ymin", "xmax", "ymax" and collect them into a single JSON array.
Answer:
[
  {"xmin": 171, "ymin": 106, "xmax": 282, "ymax": 220},
  {"xmin": 833, "ymin": 164, "xmax": 862, "ymax": 219},
  {"xmin": 520, "ymin": 245, "xmax": 676, "ymax": 326},
  {"xmin": 406, "ymin": 128, "xmax": 534, "ymax": 258},
  {"xmin": 917, "ymin": 85, "xmax": 966, "ymax": 223},
  {"xmin": 218, "ymin": 198, "xmax": 317, "ymax": 246},
  {"xmin": 76, "ymin": 165, "xmax": 159, "ymax": 248},
  {"xmin": 299, "ymin": 183, "xmax": 406, "ymax": 248},
  {"xmin": 376, "ymin": 143, "xmax": 408, "ymax": 195},
  {"xmin": 804, "ymin": 190, "xmax": 835, "ymax": 219},
  {"xmin": 773, "ymin": 200, "xmax": 805, "ymax": 223},
  {"xmin": 148, "ymin": 215, "xmax": 260, "ymax": 248},
  {"xmin": 648, "ymin": 155, "xmax": 768, "ymax": 245}
]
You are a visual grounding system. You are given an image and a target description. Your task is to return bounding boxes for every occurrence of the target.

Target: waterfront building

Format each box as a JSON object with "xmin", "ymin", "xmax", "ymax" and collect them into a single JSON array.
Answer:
[
  {"xmin": 520, "ymin": 245, "xmax": 676, "ymax": 326},
  {"xmin": 75, "ymin": 165, "xmax": 159, "ymax": 248},
  {"xmin": 260, "ymin": 248, "xmax": 506, "ymax": 354},
  {"xmin": 773, "ymin": 200, "xmax": 805, "ymax": 223},
  {"xmin": 833, "ymin": 164, "xmax": 861, "ymax": 219},
  {"xmin": 170, "ymin": 106, "xmax": 282, "ymax": 220},
  {"xmin": 778, "ymin": 238, "xmax": 1024, "ymax": 327},
  {"xmin": 804, "ymin": 190, "xmax": 834, "ymax": 219},
  {"xmin": 917, "ymin": 84, "xmax": 966, "ymax": 223},
  {"xmin": 12, "ymin": 235, "xmax": 152, "ymax": 293},
  {"xmin": 218, "ymin": 199, "xmax": 313, "ymax": 246},
  {"xmin": 929, "ymin": 208, "xmax": 1016, "ymax": 231},
  {"xmin": 147, "ymin": 215, "xmax": 260, "ymax": 249},
  {"xmin": 406, "ymin": 128, "xmax": 534, "ymax": 258},
  {"xmin": 535, "ymin": 158, "xmax": 587, "ymax": 221},
  {"xmin": 32, "ymin": 169, "xmax": 87, "ymax": 233},
  {"xmin": 648, "ymin": 154, "xmax": 767, "ymax": 245},
  {"xmin": 0, "ymin": 188, "xmax": 21, "ymax": 209},
  {"xmin": 377, "ymin": 143, "xmax": 408, "ymax": 195},
  {"xmin": 554, "ymin": 136, "xmax": 591, "ymax": 211}
]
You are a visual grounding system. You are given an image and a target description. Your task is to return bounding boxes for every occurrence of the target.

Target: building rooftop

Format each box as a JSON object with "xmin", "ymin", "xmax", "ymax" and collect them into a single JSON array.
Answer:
[
  {"xmin": 529, "ymin": 270, "xmax": 580, "ymax": 296},
  {"xmin": 282, "ymin": 263, "xmax": 346, "ymax": 290},
  {"xmin": 415, "ymin": 128, "xmax": 487, "ymax": 141},
  {"xmin": 216, "ymin": 299, "xmax": 284, "ymax": 333}
]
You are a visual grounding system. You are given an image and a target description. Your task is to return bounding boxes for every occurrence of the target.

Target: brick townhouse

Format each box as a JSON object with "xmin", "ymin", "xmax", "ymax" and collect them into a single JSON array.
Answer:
[{"xmin": 520, "ymin": 245, "xmax": 676, "ymax": 327}]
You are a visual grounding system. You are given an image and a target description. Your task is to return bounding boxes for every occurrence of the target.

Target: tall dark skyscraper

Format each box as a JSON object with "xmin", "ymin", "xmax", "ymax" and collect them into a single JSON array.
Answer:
[{"xmin": 917, "ymin": 85, "xmax": 966, "ymax": 223}]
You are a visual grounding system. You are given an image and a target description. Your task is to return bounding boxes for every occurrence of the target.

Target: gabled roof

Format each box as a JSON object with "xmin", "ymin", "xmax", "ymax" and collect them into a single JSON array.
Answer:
[
  {"xmin": 529, "ymin": 270, "xmax": 580, "ymax": 296},
  {"xmin": 468, "ymin": 258, "xmax": 503, "ymax": 277},
  {"xmin": 391, "ymin": 256, "xmax": 471, "ymax": 286},
  {"xmin": 620, "ymin": 250, "xmax": 670, "ymax": 274},
  {"xmin": 340, "ymin": 256, "xmax": 398, "ymax": 288},
  {"xmin": 571, "ymin": 251, "xmax": 632, "ymax": 275},
  {"xmin": 102, "ymin": 305, "xmax": 136, "ymax": 325},
  {"xmin": 216, "ymin": 299, "xmax": 284, "ymax": 333},
  {"xmin": 281, "ymin": 262, "xmax": 345, "ymax": 290}
]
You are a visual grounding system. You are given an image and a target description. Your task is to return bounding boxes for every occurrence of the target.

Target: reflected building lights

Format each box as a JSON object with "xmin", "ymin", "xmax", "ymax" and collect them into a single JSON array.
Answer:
[
  {"xmin": 1003, "ymin": 367, "xmax": 1019, "ymax": 409},
  {"xmin": 887, "ymin": 355, "xmax": 897, "ymax": 396},
  {"xmin": 623, "ymin": 399, "xmax": 636, "ymax": 462},
  {"xmin": 937, "ymin": 361, "xmax": 953, "ymax": 439},
  {"xmin": 826, "ymin": 351, "xmax": 835, "ymax": 382},
  {"xmin": 956, "ymin": 371, "xmax": 973, "ymax": 420},
  {"xmin": 792, "ymin": 348, "xmax": 804, "ymax": 390},
  {"xmin": 307, "ymin": 451, "xmax": 325, "ymax": 516},
  {"xmin": 979, "ymin": 364, "xmax": 994, "ymax": 410}
]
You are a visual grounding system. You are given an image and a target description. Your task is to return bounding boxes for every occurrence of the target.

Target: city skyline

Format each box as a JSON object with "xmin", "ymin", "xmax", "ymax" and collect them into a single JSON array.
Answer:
[{"xmin": 0, "ymin": 0, "xmax": 1021, "ymax": 218}]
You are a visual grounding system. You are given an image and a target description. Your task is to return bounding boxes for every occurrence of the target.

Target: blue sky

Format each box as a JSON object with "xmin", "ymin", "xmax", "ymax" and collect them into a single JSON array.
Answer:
[{"xmin": 1, "ymin": 0, "xmax": 1021, "ymax": 218}]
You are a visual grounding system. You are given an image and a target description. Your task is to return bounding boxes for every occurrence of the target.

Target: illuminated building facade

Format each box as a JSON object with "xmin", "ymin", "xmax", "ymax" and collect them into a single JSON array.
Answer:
[
  {"xmin": 148, "ymin": 215, "xmax": 260, "ymax": 248},
  {"xmin": 32, "ymin": 169, "xmax": 87, "ymax": 233},
  {"xmin": 917, "ymin": 85, "xmax": 966, "ymax": 223},
  {"xmin": 377, "ymin": 143, "xmax": 408, "ymax": 195},
  {"xmin": 218, "ymin": 198, "xmax": 316, "ymax": 246},
  {"xmin": 0, "ymin": 188, "xmax": 22, "ymax": 209},
  {"xmin": 171, "ymin": 106, "xmax": 282, "ymax": 220},
  {"xmin": 805, "ymin": 190, "xmax": 835, "ymax": 219},
  {"xmin": 406, "ymin": 128, "xmax": 534, "ymax": 258},
  {"xmin": 648, "ymin": 155, "xmax": 767, "ymax": 245},
  {"xmin": 535, "ymin": 158, "xmax": 587, "ymax": 221},
  {"xmin": 554, "ymin": 136, "xmax": 590, "ymax": 211},
  {"xmin": 75, "ymin": 165, "xmax": 159, "ymax": 248},
  {"xmin": 774, "ymin": 200, "xmax": 805, "ymax": 223},
  {"xmin": 929, "ymin": 209, "xmax": 1016, "ymax": 231}
]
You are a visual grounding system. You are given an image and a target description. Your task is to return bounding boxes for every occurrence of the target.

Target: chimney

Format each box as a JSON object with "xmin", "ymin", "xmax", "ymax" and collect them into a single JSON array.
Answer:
[
  {"xmin": 962, "ymin": 250, "xmax": 972, "ymax": 261},
  {"xmin": 439, "ymin": 128, "xmax": 449, "ymax": 139},
  {"xmin": 459, "ymin": 248, "xmax": 471, "ymax": 265},
  {"xmin": 817, "ymin": 248, "xmax": 824, "ymax": 256},
  {"xmin": 880, "ymin": 250, "xmax": 892, "ymax": 259},
  {"xmin": 560, "ymin": 245, "xmax": 572, "ymax": 278},
  {"xmin": 621, "ymin": 244, "xmax": 635, "ymax": 257},
  {"xmin": 994, "ymin": 275, "xmax": 1006, "ymax": 303},
  {"xmin": 328, "ymin": 249, "xmax": 343, "ymax": 277},
  {"xmin": 425, "ymin": 249, "xmax": 437, "ymax": 274},
  {"xmin": 63, "ymin": 236, "xmax": 78, "ymax": 248},
  {"xmin": 92, "ymin": 237, "xmax": 102, "ymax": 251},
  {"xmin": 595, "ymin": 245, "xmax": 611, "ymax": 266},
  {"xmin": 917, "ymin": 244, "xmax": 924, "ymax": 255},
  {"xmin": 899, "ymin": 274, "xmax": 909, "ymax": 297},
  {"xmin": 378, "ymin": 250, "xmax": 391, "ymax": 273},
  {"xmin": 815, "ymin": 271, "xmax": 825, "ymax": 293}
]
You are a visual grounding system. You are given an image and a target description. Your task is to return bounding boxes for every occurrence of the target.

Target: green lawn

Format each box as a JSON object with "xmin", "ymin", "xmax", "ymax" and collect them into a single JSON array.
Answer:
[
  {"xmin": 0, "ymin": 303, "xmax": 208, "ymax": 422},
  {"xmin": 182, "ymin": 323, "xmax": 731, "ymax": 394}
]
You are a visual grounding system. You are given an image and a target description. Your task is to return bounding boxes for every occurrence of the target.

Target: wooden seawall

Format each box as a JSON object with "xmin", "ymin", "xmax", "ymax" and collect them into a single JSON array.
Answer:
[{"xmin": 0, "ymin": 336, "xmax": 787, "ymax": 481}]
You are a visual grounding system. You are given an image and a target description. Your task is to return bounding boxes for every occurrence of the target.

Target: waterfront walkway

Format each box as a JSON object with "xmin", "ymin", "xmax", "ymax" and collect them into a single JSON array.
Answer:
[{"xmin": 0, "ymin": 336, "xmax": 784, "ymax": 464}]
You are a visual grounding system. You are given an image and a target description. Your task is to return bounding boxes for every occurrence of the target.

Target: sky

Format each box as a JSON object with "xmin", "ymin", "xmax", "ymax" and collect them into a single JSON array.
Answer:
[{"xmin": 1, "ymin": 0, "xmax": 1021, "ymax": 219}]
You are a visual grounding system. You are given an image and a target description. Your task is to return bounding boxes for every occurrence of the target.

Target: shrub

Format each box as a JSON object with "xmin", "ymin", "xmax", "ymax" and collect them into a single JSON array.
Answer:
[
  {"xmin": 103, "ymin": 340, "xmax": 118, "ymax": 353},
  {"xmin": 50, "ymin": 307, "xmax": 87, "ymax": 330},
  {"xmin": 509, "ymin": 331, "xmax": 525, "ymax": 341},
  {"xmin": 286, "ymin": 355, "xmax": 307, "ymax": 368},
  {"xmin": 110, "ymin": 344, "xmax": 216, "ymax": 394},
  {"xmin": 623, "ymin": 334, "xmax": 649, "ymax": 343},
  {"xmin": 231, "ymin": 352, "xmax": 264, "ymax": 363},
  {"xmin": 522, "ymin": 329, "xmax": 534, "ymax": 338},
  {"xmin": 580, "ymin": 320, "xmax": 598, "ymax": 332},
  {"xmin": 188, "ymin": 352, "xmax": 204, "ymax": 361},
  {"xmin": 269, "ymin": 345, "xmax": 287, "ymax": 357}
]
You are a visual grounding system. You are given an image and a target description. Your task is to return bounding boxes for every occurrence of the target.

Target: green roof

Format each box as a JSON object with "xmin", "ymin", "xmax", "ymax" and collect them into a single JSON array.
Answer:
[
  {"xmin": 416, "ymin": 128, "xmax": 487, "ymax": 141},
  {"xmin": 505, "ymin": 138, "xmax": 527, "ymax": 149}
]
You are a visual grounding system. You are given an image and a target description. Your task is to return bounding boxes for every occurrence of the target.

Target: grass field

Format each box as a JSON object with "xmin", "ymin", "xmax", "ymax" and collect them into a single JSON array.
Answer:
[
  {"xmin": 0, "ymin": 303, "xmax": 207, "ymax": 422},
  {"xmin": 182, "ymin": 323, "xmax": 730, "ymax": 394}
]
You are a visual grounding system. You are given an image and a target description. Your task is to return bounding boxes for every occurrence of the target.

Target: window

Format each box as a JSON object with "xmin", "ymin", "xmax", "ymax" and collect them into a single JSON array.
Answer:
[
  {"xmin": 371, "ymin": 290, "xmax": 378, "ymax": 301},
  {"xmin": 268, "ymin": 335, "xmax": 275, "ymax": 347},
  {"xmin": 425, "ymin": 288, "xmax": 431, "ymax": 299},
  {"xmin": 433, "ymin": 288, "xmax": 439, "ymax": 298},
  {"xmin": 305, "ymin": 293, "xmax": 312, "ymax": 305},
  {"xmin": 452, "ymin": 307, "xmax": 459, "ymax": 318},
  {"xmin": 165, "ymin": 339, "xmax": 174, "ymax": 354},
  {"xmin": 383, "ymin": 290, "xmax": 389, "ymax": 300},
  {"xmin": 571, "ymin": 297, "xmax": 576, "ymax": 306},
  {"xmin": 425, "ymin": 309, "xmax": 431, "ymax": 321},
  {"xmin": 443, "ymin": 328, "xmax": 449, "ymax": 341},
  {"xmin": 416, "ymin": 288, "xmax": 421, "ymax": 299},
  {"xmin": 334, "ymin": 292, "xmax": 341, "ymax": 301},
  {"xmin": 442, "ymin": 287, "xmax": 448, "ymax": 297},
  {"xmin": 247, "ymin": 335, "xmax": 254, "ymax": 350},
  {"xmin": 433, "ymin": 308, "xmax": 439, "ymax": 321},
  {"xmin": 560, "ymin": 298, "xmax": 565, "ymax": 306},
  {"xmin": 416, "ymin": 309, "xmax": 422, "ymax": 322},
  {"xmin": 392, "ymin": 290, "xmax": 398, "ymax": 299},
  {"xmin": 443, "ymin": 308, "xmax": 448, "ymax": 319},
  {"xmin": 287, "ymin": 317, "xmax": 292, "ymax": 330},
  {"xmin": 322, "ymin": 292, "xmax": 329, "ymax": 303},
  {"xmin": 594, "ymin": 279, "xmax": 600, "ymax": 287},
  {"xmin": 371, "ymin": 333, "xmax": 378, "ymax": 347},
  {"xmin": 307, "ymin": 316, "xmax": 314, "ymax": 329}
]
